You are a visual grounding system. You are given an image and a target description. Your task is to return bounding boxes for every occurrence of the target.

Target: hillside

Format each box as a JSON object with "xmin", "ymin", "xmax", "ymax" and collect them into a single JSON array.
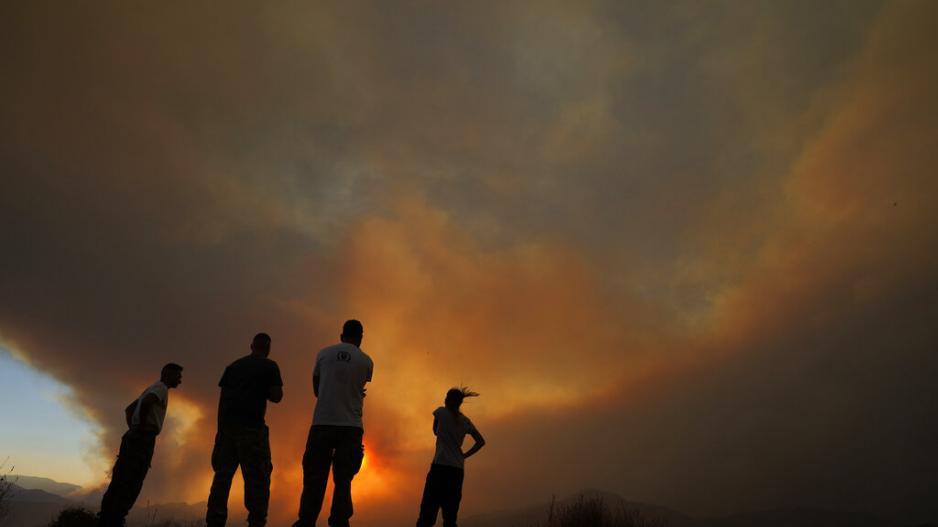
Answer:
[
  {"xmin": 461, "ymin": 489, "xmax": 908, "ymax": 527},
  {"xmin": 8, "ymin": 476, "xmax": 81, "ymax": 498},
  {"xmin": 462, "ymin": 489, "xmax": 695, "ymax": 527},
  {"xmin": 2, "ymin": 477, "xmax": 928, "ymax": 527}
]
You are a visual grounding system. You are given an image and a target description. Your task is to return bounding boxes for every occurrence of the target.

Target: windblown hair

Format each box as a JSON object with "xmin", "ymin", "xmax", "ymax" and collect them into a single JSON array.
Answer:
[
  {"xmin": 457, "ymin": 386, "xmax": 480, "ymax": 398},
  {"xmin": 445, "ymin": 386, "xmax": 480, "ymax": 408}
]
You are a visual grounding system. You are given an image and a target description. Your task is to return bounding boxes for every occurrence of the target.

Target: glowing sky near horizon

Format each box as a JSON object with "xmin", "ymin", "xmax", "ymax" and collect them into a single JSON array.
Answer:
[{"xmin": 0, "ymin": 349, "xmax": 99, "ymax": 486}]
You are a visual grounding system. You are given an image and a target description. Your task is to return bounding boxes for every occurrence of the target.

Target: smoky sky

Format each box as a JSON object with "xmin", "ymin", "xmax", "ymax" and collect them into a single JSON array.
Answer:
[{"xmin": 2, "ymin": 1, "xmax": 937, "ymax": 525}]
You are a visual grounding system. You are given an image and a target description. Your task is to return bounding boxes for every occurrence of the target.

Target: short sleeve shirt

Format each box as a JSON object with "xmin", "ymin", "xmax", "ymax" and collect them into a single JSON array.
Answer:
[
  {"xmin": 131, "ymin": 381, "xmax": 169, "ymax": 434},
  {"xmin": 312, "ymin": 343, "xmax": 373, "ymax": 428},
  {"xmin": 218, "ymin": 355, "xmax": 284, "ymax": 428},
  {"xmin": 432, "ymin": 406, "xmax": 478, "ymax": 469}
]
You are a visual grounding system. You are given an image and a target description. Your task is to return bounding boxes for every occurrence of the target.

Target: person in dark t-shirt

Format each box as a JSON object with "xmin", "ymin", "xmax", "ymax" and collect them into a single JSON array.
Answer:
[
  {"xmin": 218, "ymin": 354, "xmax": 283, "ymax": 427},
  {"xmin": 206, "ymin": 333, "xmax": 284, "ymax": 527}
]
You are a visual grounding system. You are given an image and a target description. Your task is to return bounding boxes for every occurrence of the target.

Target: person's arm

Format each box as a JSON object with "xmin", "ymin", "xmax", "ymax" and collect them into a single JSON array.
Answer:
[
  {"xmin": 268, "ymin": 385, "xmax": 283, "ymax": 403},
  {"xmin": 463, "ymin": 429, "xmax": 486, "ymax": 459},
  {"xmin": 361, "ymin": 361, "xmax": 372, "ymax": 398},
  {"xmin": 312, "ymin": 357, "xmax": 321, "ymax": 397},
  {"xmin": 124, "ymin": 399, "xmax": 138, "ymax": 428},
  {"xmin": 432, "ymin": 416, "xmax": 438, "ymax": 436},
  {"xmin": 216, "ymin": 368, "xmax": 228, "ymax": 422},
  {"xmin": 269, "ymin": 364, "xmax": 284, "ymax": 403},
  {"xmin": 135, "ymin": 393, "xmax": 160, "ymax": 431}
]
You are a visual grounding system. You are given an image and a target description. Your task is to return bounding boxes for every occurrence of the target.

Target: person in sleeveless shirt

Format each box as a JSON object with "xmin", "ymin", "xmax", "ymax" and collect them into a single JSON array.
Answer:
[{"xmin": 98, "ymin": 363, "xmax": 183, "ymax": 527}]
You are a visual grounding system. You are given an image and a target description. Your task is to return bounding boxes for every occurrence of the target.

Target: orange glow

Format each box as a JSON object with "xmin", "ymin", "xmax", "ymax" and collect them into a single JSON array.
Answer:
[
  {"xmin": 351, "ymin": 440, "xmax": 397, "ymax": 500},
  {"xmin": 360, "ymin": 448, "xmax": 369, "ymax": 472},
  {"xmin": 164, "ymin": 395, "xmax": 204, "ymax": 447},
  {"xmin": 180, "ymin": 439, "xmax": 410, "ymax": 523}
]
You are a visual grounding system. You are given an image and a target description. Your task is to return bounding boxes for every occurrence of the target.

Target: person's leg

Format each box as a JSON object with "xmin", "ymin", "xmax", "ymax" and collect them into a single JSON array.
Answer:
[
  {"xmin": 98, "ymin": 432, "xmax": 155, "ymax": 527},
  {"xmin": 294, "ymin": 426, "xmax": 335, "ymax": 527},
  {"xmin": 439, "ymin": 467, "xmax": 464, "ymax": 527},
  {"xmin": 98, "ymin": 433, "xmax": 132, "ymax": 527},
  {"xmin": 415, "ymin": 466, "xmax": 443, "ymax": 527},
  {"xmin": 328, "ymin": 427, "xmax": 364, "ymax": 527},
  {"xmin": 238, "ymin": 426, "xmax": 273, "ymax": 527},
  {"xmin": 206, "ymin": 429, "xmax": 239, "ymax": 527}
]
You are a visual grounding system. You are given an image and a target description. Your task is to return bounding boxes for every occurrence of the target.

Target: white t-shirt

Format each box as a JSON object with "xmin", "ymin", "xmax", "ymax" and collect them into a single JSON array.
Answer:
[
  {"xmin": 432, "ymin": 406, "xmax": 478, "ymax": 469},
  {"xmin": 131, "ymin": 381, "xmax": 169, "ymax": 433},
  {"xmin": 312, "ymin": 343, "xmax": 373, "ymax": 428}
]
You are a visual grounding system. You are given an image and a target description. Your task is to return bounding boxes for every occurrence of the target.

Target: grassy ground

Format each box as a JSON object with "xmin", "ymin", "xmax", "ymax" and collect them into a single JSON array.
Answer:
[{"xmin": 45, "ymin": 507, "xmax": 203, "ymax": 527}]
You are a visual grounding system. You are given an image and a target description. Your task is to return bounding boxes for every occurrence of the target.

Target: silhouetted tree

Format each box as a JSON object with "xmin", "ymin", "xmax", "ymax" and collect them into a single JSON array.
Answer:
[{"xmin": 0, "ymin": 459, "xmax": 15, "ymax": 524}]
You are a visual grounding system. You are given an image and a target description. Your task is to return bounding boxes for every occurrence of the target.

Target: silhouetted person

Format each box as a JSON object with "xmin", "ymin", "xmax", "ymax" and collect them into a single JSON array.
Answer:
[
  {"xmin": 294, "ymin": 320, "xmax": 373, "ymax": 527},
  {"xmin": 415, "ymin": 387, "xmax": 485, "ymax": 527},
  {"xmin": 206, "ymin": 333, "xmax": 283, "ymax": 527},
  {"xmin": 98, "ymin": 363, "xmax": 184, "ymax": 527}
]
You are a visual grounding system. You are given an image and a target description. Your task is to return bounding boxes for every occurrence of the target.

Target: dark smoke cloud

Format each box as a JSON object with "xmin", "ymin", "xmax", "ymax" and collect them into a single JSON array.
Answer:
[{"xmin": 2, "ymin": 0, "xmax": 937, "ymax": 525}]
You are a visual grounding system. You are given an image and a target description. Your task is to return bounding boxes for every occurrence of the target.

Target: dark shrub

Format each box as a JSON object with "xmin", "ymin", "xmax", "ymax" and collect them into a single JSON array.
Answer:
[
  {"xmin": 535, "ymin": 495, "xmax": 666, "ymax": 527},
  {"xmin": 48, "ymin": 507, "xmax": 96, "ymax": 527}
]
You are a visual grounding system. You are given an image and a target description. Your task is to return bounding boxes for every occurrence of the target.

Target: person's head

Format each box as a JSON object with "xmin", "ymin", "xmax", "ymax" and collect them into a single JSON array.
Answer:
[
  {"xmin": 161, "ymin": 363, "xmax": 184, "ymax": 388},
  {"xmin": 445, "ymin": 386, "xmax": 479, "ymax": 412},
  {"xmin": 251, "ymin": 332, "xmax": 272, "ymax": 357},
  {"xmin": 340, "ymin": 319, "xmax": 364, "ymax": 347}
]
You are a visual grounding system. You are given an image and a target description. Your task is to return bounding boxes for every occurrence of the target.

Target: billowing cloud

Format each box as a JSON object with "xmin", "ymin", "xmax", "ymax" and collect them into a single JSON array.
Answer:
[{"xmin": 1, "ymin": 0, "xmax": 936, "ymax": 525}]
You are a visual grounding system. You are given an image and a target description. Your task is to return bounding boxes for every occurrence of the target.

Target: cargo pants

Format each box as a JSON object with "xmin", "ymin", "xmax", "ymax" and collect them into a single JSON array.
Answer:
[{"xmin": 206, "ymin": 425, "xmax": 273, "ymax": 527}]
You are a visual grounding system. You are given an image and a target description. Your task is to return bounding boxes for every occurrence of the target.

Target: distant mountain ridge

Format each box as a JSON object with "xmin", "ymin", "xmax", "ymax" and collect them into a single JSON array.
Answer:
[
  {"xmin": 9, "ymin": 475, "xmax": 81, "ymax": 497},
  {"xmin": 3, "ymin": 475, "xmax": 233, "ymax": 527},
  {"xmin": 6, "ymin": 483, "xmax": 71, "ymax": 504},
  {"xmin": 3, "ymin": 483, "xmax": 74, "ymax": 527}
]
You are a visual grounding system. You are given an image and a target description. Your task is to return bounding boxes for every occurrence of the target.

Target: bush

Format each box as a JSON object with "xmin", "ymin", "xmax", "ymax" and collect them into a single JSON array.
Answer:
[
  {"xmin": 48, "ymin": 507, "xmax": 96, "ymax": 527},
  {"xmin": 535, "ymin": 495, "xmax": 666, "ymax": 527}
]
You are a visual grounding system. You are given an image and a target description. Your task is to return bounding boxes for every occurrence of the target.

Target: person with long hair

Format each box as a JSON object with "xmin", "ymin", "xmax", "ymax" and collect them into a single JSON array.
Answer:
[{"xmin": 415, "ymin": 387, "xmax": 486, "ymax": 527}]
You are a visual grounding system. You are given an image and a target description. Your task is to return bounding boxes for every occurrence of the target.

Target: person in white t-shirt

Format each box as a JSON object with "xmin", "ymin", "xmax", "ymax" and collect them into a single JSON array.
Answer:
[
  {"xmin": 415, "ymin": 387, "xmax": 486, "ymax": 527},
  {"xmin": 98, "ymin": 363, "xmax": 183, "ymax": 527},
  {"xmin": 294, "ymin": 320, "xmax": 374, "ymax": 527}
]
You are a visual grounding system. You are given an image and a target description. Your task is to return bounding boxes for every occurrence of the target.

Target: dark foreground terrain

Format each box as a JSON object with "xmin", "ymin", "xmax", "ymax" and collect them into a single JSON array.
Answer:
[{"xmin": 3, "ymin": 476, "xmax": 936, "ymax": 527}]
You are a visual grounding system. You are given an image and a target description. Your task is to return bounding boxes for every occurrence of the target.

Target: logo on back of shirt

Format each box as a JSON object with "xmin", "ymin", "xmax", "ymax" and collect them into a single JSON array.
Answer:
[{"xmin": 337, "ymin": 351, "xmax": 352, "ymax": 362}]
